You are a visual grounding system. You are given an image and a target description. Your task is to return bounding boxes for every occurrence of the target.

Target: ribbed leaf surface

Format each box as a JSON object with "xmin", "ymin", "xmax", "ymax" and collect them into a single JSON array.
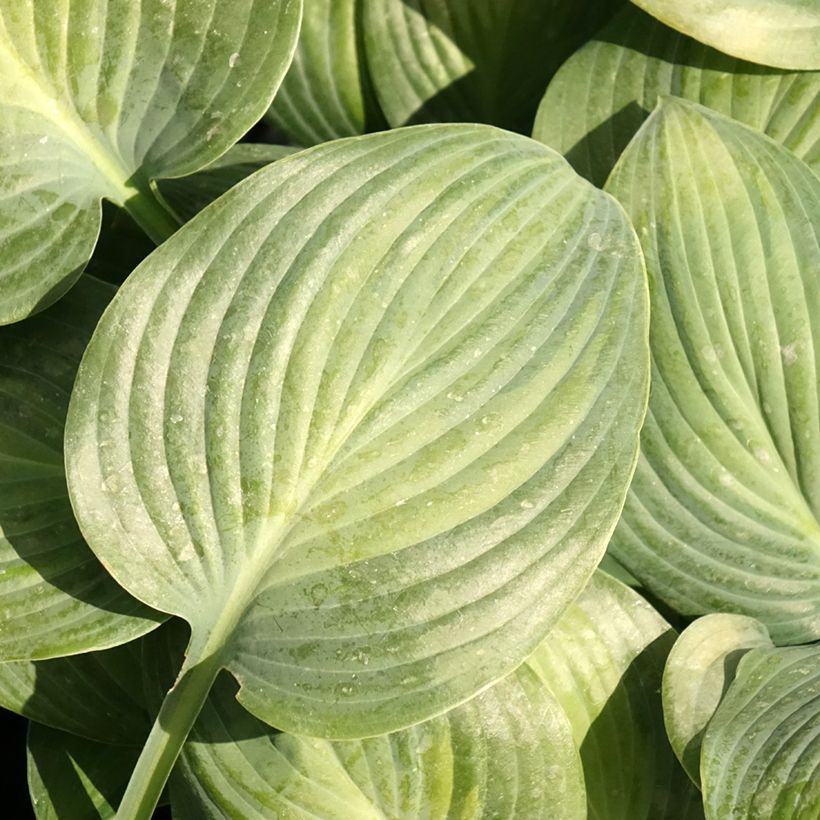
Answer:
[
  {"xmin": 66, "ymin": 124, "xmax": 648, "ymax": 738},
  {"xmin": 701, "ymin": 644, "xmax": 820, "ymax": 819},
  {"xmin": 662, "ymin": 614, "xmax": 774, "ymax": 785},
  {"xmin": 0, "ymin": 276, "xmax": 160, "ymax": 660},
  {"xmin": 363, "ymin": 0, "xmax": 622, "ymax": 132},
  {"xmin": 631, "ymin": 0, "xmax": 820, "ymax": 70},
  {"xmin": 0, "ymin": 0, "xmax": 301, "ymax": 323},
  {"xmin": 266, "ymin": 0, "xmax": 384, "ymax": 145},
  {"xmin": 170, "ymin": 667, "xmax": 585, "ymax": 819},
  {"xmin": 533, "ymin": 4, "xmax": 819, "ymax": 187},
  {"xmin": 0, "ymin": 641, "xmax": 149, "ymax": 745},
  {"xmin": 606, "ymin": 98, "xmax": 820, "ymax": 644},
  {"xmin": 528, "ymin": 572, "xmax": 702, "ymax": 819}
]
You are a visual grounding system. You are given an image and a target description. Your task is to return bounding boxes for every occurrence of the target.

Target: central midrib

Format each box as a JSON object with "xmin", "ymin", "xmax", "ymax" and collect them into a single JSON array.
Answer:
[{"xmin": 0, "ymin": 31, "xmax": 141, "ymax": 204}]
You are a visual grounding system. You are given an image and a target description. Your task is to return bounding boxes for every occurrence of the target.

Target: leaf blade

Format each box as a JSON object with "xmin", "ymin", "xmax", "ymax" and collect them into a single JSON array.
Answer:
[{"xmin": 66, "ymin": 124, "xmax": 649, "ymax": 738}]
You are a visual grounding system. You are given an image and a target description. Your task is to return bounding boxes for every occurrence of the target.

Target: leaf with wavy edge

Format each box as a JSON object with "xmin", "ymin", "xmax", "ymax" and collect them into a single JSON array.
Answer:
[
  {"xmin": 266, "ymin": 0, "xmax": 385, "ymax": 146},
  {"xmin": 533, "ymin": 4, "xmax": 820, "ymax": 187},
  {"xmin": 606, "ymin": 98, "xmax": 820, "ymax": 644},
  {"xmin": 630, "ymin": 0, "xmax": 820, "ymax": 70},
  {"xmin": 527, "ymin": 571, "xmax": 702, "ymax": 819},
  {"xmin": 662, "ymin": 614, "xmax": 774, "ymax": 786},
  {"xmin": 27, "ymin": 724, "xmax": 142, "ymax": 820},
  {"xmin": 701, "ymin": 643, "xmax": 820, "ymax": 819},
  {"xmin": 0, "ymin": 640, "xmax": 150, "ymax": 746},
  {"xmin": 0, "ymin": 275, "xmax": 161, "ymax": 660},
  {"xmin": 65, "ymin": 123, "xmax": 647, "ymax": 813},
  {"xmin": 0, "ymin": 0, "xmax": 302, "ymax": 324},
  {"xmin": 157, "ymin": 144, "xmax": 298, "ymax": 224},
  {"xmin": 363, "ymin": 0, "xmax": 623, "ymax": 132}
]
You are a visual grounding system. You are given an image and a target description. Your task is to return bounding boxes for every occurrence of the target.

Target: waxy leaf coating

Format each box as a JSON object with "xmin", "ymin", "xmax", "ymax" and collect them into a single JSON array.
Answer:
[
  {"xmin": 66, "ymin": 124, "xmax": 648, "ymax": 739},
  {"xmin": 607, "ymin": 99, "xmax": 820, "ymax": 644},
  {"xmin": 0, "ymin": 0, "xmax": 302, "ymax": 324},
  {"xmin": 701, "ymin": 643, "xmax": 820, "ymax": 819},
  {"xmin": 662, "ymin": 614, "xmax": 774, "ymax": 786},
  {"xmin": 534, "ymin": 4, "xmax": 820, "ymax": 187}
]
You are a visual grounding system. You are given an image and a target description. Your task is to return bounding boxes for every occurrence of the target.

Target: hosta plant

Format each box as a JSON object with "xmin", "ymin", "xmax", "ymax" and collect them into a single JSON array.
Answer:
[{"xmin": 0, "ymin": 1, "xmax": 817, "ymax": 819}]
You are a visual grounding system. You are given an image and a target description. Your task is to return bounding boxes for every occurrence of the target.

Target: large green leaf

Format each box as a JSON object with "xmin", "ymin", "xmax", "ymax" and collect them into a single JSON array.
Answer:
[
  {"xmin": 0, "ymin": 640, "xmax": 149, "ymax": 746},
  {"xmin": 266, "ymin": 0, "xmax": 384, "ymax": 145},
  {"xmin": 533, "ymin": 4, "xmax": 820, "ymax": 187},
  {"xmin": 528, "ymin": 571, "xmax": 702, "ymax": 819},
  {"xmin": 630, "ymin": 0, "xmax": 820, "ymax": 70},
  {"xmin": 0, "ymin": 0, "xmax": 302, "ymax": 325},
  {"xmin": 171, "ymin": 667, "xmax": 585, "ymax": 819},
  {"xmin": 662, "ymin": 614, "xmax": 774, "ymax": 785},
  {"xmin": 606, "ymin": 98, "xmax": 820, "ymax": 644},
  {"xmin": 363, "ymin": 0, "xmax": 623, "ymax": 132},
  {"xmin": 27, "ymin": 724, "xmax": 142, "ymax": 820},
  {"xmin": 0, "ymin": 275, "xmax": 160, "ymax": 660},
  {"xmin": 66, "ymin": 124, "xmax": 648, "ymax": 742},
  {"xmin": 701, "ymin": 643, "xmax": 820, "ymax": 819}
]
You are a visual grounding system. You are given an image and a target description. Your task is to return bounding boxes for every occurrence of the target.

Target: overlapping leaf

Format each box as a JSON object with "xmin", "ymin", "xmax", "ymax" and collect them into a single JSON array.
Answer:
[
  {"xmin": 630, "ymin": 0, "xmax": 820, "ymax": 70},
  {"xmin": 0, "ymin": 275, "xmax": 160, "ymax": 660},
  {"xmin": 66, "ymin": 124, "xmax": 648, "ymax": 738},
  {"xmin": 533, "ymin": 4, "xmax": 820, "ymax": 187},
  {"xmin": 363, "ymin": 0, "xmax": 623, "ymax": 132},
  {"xmin": 0, "ymin": 640, "xmax": 149, "ymax": 745},
  {"xmin": 662, "ymin": 614, "xmax": 774, "ymax": 785},
  {"xmin": 27, "ymin": 724, "xmax": 142, "ymax": 820},
  {"xmin": 0, "ymin": 0, "xmax": 302, "ymax": 324},
  {"xmin": 606, "ymin": 98, "xmax": 820, "ymax": 644},
  {"xmin": 266, "ymin": 0, "xmax": 384, "ymax": 146},
  {"xmin": 171, "ymin": 667, "xmax": 585, "ymax": 819},
  {"xmin": 701, "ymin": 643, "xmax": 820, "ymax": 819},
  {"xmin": 528, "ymin": 571, "xmax": 702, "ymax": 819},
  {"xmin": 157, "ymin": 144, "xmax": 297, "ymax": 223}
]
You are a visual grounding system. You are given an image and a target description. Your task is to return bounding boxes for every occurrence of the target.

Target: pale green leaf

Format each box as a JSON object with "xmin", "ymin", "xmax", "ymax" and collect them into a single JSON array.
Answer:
[
  {"xmin": 170, "ymin": 667, "xmax": 585, "ymax": 820},
  {"xmin": 606, "ymin": 98, "xmax": 820, "ymax": 644},
  {"xmin": 66, "ymin": 124, "xmax": 649, "ymax": 738},
  {"xmin": 363, "ymin": 0, "xmax": 624, "ymax": 132},
  {"xmin": 630, "ymin": 0, "xmax": 820, "ymax": 70},
  {"xmin": 266, "ymin": 0, "xmax": 385, "ymax": 145},
  {"xmin": 0, "ymin": 275, "xmax": 161, "ymax": 660},
  {"xmin": 27, "ymin": 723, "xmax": 141, "ymax": 820},
  {"xmin": 662, "ymin": 614, "xmax": 774, "ymax": 786},
  {"xmin": 701, "ymin": 644, "xmax": 820, "ymax": 819},
  {"xmin": 0, "ymin": 0, "xmax": 302, "ymax": 324},
  {"xmin": 528, "ymin": 571, "xmax": 702, "ymax": 819},
  {"xmin": 533, "ymin": 4, "xmax": 820, "ymax": 187},
  {"xmin": 157, "ymin": 144, "xmax": 298, "ymax": 224},
  {"xmin": 0, "ymin": 640, "xmax": 150, "ymax": 745}
]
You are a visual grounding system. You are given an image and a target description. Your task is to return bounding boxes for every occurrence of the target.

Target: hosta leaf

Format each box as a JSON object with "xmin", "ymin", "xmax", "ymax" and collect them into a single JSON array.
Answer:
[
  {"xmin": 533, "ymin": 4, "xmax": 820, "ymax": 187},
  {"xmin": 662, "ymin": 614, "xmax": 774, "ymax": 786},
  {"xmin": 171, "ymin": 668, "xmax": 585, "ymax": 819},
  {"xmin": 630, "ymin": 0, "xmax": 820, "ymax": 70},
  {"xmin": 27, "ymin": 724, "xmax": 141, "ymax": 820},
  {"xmin": 66, "ymin": 124, "xmax": 648, "ymax": 739},
  {"xmin": 266, "ymin": 0, "xmax": 384, "ymax": 146},
  {"xmin": 528, "ymin": 571, "xmax": 702, "ymax": 819},
  {"xmin": 606, "ymin": 98, "xmax": 820, "ymax": 644},
  {"xmin": 701, "ymin": 644, "xmax": 820, "ymax": 819},
  {"xmin": 0, "ymin": 275, "xmax": 160, "ymax": 660},
  {"xmin": 0, "ymin": 640, "xmax": 150, "ymax": 745},
  {"xmin": 157, "ymin": 144, "xmax": 298, "ymax": 224},
  {"xmin": 363, "ymin": 0, "xmax": 623, "ymax": 132},
  {"xmin": 0, "ymin": 0, "xmax": 302, "ymax": 324}
]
